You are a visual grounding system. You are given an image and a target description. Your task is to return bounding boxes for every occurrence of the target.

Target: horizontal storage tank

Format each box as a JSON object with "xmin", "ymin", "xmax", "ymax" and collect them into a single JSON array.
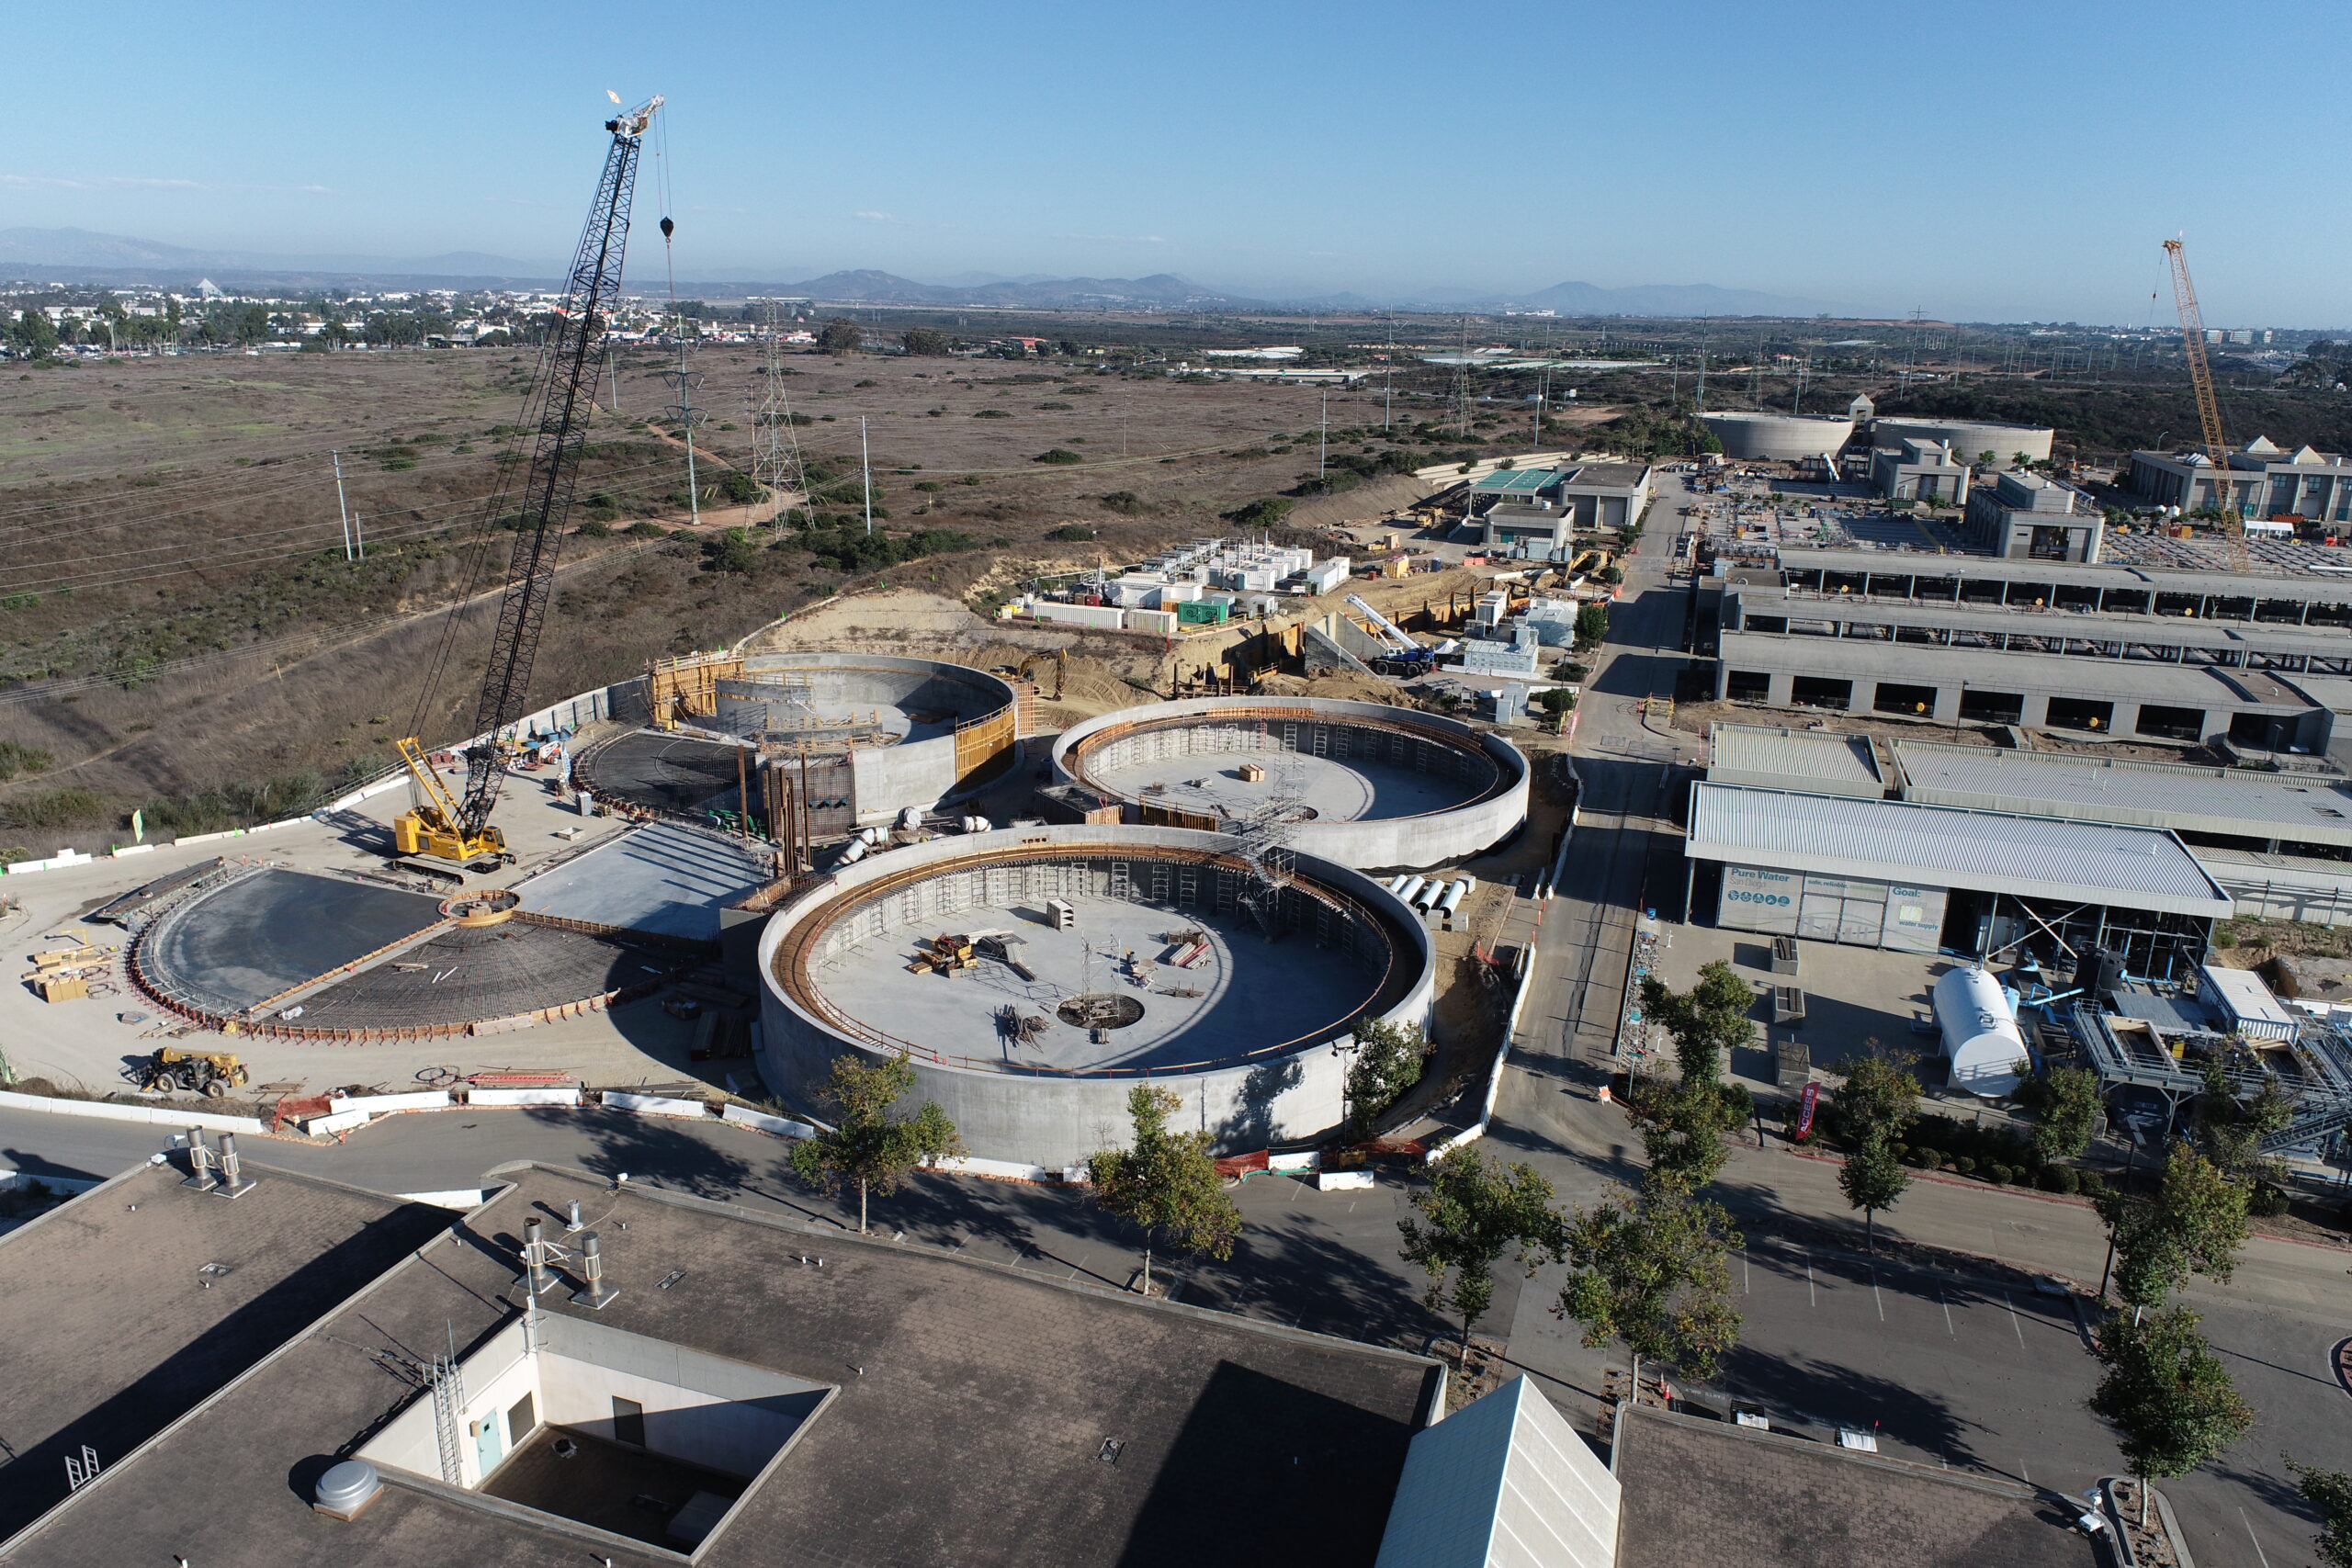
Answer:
[
  {"xmin": 1395, "ymin": 876, "xmax": 1429, "ymax": 910},
  {"xmin": 1933, "ymin": 966, "xmax": 2025, "ymax": 1098},
  {"xmin": 1699, "ymin": 411, "xmax": 1856, "ymax": 462}
]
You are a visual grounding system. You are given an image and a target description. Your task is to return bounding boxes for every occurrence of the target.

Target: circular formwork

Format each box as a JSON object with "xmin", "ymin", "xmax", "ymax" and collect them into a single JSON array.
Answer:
[
  {"xmin": 757, "ymin": 825, "xmax": 1437, "ymax": 1168},
  {"xmin": 583, "ymin": 652, "xmax": 1018, "ymax": 827},
  {"xmin": 1697, "ymin": 410, "xmax": 1857, "ymax": 462},
  {"xmin": 1050, "ymin": 696, "xmax": 1528, "ymax": 873}
]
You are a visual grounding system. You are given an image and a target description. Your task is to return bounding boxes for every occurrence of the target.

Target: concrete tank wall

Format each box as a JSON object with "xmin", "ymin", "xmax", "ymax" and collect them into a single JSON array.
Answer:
[
  {"xmin": 1871, "ymin": 419, "xmax": 2054, "ymax": 470},
  {"xmin": 754, "ymin": 826, "xmax": 1437, "ymax": 1168},
  {"xmin": 723, "ymin": 654, "xmax": 1016, "ymax": 825},
  {"xmin": 1698, "ymin": 411, "xmax": 1857, "ymax": 461},
  {"xmin": 1050, "ymin": 696, "xmax": 1530, "ymax": 873}
]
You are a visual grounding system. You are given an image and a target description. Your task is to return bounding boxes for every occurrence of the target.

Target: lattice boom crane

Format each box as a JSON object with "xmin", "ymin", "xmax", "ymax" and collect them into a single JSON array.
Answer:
[
  {"xmin": 2162, "ymin": 236, "xmax": 2249, "ymax": 571},
  {"xmin": 395, "ymin": 95, "xmax": 662, "ymax": 869}
]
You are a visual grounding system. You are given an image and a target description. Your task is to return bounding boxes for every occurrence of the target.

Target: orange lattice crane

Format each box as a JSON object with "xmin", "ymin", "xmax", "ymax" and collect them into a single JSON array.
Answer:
[{"xmin": 2162, "ymin": 237, "xmax": 2249, "ymax": 570}]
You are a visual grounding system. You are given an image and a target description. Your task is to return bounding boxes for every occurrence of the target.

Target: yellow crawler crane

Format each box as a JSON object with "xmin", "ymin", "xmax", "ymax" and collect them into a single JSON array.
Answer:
[{"xmin": 392, "ymin": 736, "xmax": 508, "ymax": 866}]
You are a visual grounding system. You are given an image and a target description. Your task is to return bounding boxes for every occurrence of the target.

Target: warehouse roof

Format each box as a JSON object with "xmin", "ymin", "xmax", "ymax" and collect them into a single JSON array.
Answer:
[
  {"xmin": 1717, "ymin": 632, "xmax": 2322, "ymax": 709},
  {"xmin": 4, "ymin": 1164, "xmax": 1439, "ymax": 1568},
  {"xmin": 1893, "ymin": 742, "xmax": 2352, "ymax": 849},
  {"xmin": 1707, "ymin": 723, "xmax": 1883, "ymax": 797},
  {"xmin": 1686, "ymin": 784, "xmax": 2233, "ymax": 917},
  {"xmin": 1779, "ymin": 547, "xmax": 2352, "ymax": 600},
  {"xmin": 1732, "ymin": 590, "xmax": 2352, "ymax": 660},
  {"xmin": 1471, "ymin": 466, "xmax": 1555, "ymax": 495}
]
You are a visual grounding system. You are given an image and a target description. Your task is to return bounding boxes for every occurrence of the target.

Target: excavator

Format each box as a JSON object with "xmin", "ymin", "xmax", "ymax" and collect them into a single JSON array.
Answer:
[
  {"xmin": 1008, "ymin": 649, "xmax": 1067, "ymax": 702},
  {"xmin": 391, "ymin": 95, "xmax": 662, "ymax": 876}
]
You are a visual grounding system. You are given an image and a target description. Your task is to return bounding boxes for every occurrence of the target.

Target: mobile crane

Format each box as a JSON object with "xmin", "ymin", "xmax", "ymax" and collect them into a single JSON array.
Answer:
[
  {"xmin": 393, "ymin": 95, "xmax": 662, "ymax": 873},
  {"xmin": 2162, "ymin": 237, "xmax": 2251, "ymax": 573}
]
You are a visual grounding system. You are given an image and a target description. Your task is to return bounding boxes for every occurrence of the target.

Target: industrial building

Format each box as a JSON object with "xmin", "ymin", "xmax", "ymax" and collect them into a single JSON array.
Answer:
[
  {"xmin": 1869, "ymin": 435, "xmax": 1972, "ymax": 504},
  {"xmin": 1468, "ymin": 460, "xmax": 1654, "ymax": 558},
  {"xmin": 1962, "ymin": 470, "xmax": 2103, "ymax": 562},
  {"xmin": 0, "ymin": 1160, "xmax": 1458, "ymax": 1568},
  {"xmin": 1052, "ymin": 696, "xmax": 1532, "ymax": 871},
  {"xmin": 757, "ymin": 824, "xmax": 1436, "ymax": 1168},
  {"xmin": 1709, "ymin": 549, "xmax": 2352, "ymax": 751},
  {"xmin": 1696, "ymin": 411, "xmax": 1856, "ymax": 464},
  {"xmin": 1684, "ymin": 781, "xmax": 2231, "ymax": 974},
  {"xmin": 2125, "ymin": 435, "xmax": 2352, "ymax": 522}
]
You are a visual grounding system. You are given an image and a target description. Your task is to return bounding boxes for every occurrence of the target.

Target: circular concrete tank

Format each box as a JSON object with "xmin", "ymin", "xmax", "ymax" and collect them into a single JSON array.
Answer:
[
  {"xmin": 757, "ymin": 825, "xmax": 1436, "ymax": 1168},
  {"xmin": 1049, "ymin": 696, "xmax": 1528, "ymax": 872},
  {"xmin": 1871, "ymin": 418, "xmax": 2054, "ymax": 470},
  {"xmin": 584, "ymin": 652, "xmax": 1018, "ymax": 829},
  {"xmin": 1698, "ymin": 411, "xmax": 1857, "ymax": 462}
]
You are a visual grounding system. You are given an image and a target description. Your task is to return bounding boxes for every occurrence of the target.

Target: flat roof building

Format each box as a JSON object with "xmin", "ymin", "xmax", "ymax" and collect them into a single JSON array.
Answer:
[
  {"xmin": 1706, "ymin": 722, "xmax": 1885, "ymax": 798},
  {"xmin": 1685, "ymin": 782, "xmax": 2229, "ymax": 973},
  {"xmin": 1473, "ymin": 461, "xmax": 1653, "ymax": 558},
  {"xmin": 1963, "ymin": 470, "xmax": 2103, "ymax": 564},
  {"xmin": 2126, "ymin": 435, "xmax": 2352, "ymax": 522},
  {"xmin": 1870, "ymin": 436, "xmax": 1971, "ymax": 505}
]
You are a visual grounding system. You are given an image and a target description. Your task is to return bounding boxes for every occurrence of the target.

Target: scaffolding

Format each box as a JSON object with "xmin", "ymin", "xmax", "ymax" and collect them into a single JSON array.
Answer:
[{"xmin": 2070, "ymin": 1003, "xmax": 2352, "ymax": 1153}]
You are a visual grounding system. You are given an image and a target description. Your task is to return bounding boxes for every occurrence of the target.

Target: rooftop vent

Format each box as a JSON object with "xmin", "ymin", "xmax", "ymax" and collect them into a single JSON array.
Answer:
[{"xmin": 313, "ymin": 1459, "xmax": 383, "ymax": 1520}]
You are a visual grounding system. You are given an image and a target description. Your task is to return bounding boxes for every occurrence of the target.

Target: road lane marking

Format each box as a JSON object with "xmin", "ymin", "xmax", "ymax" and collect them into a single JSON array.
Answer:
[
  {"xmin": 2005, "ymin": 1292, "xmax": 2026, "ymax": 1349},
  {"xmin": 1939, "ymin": 1289, "xmax": 1954, "ymax": 1337},
  {"xmin": 1871, "ymin": 1272, "xmax": 1884, "ymax": 1321},
  {"xmin": 1806, "ymin": 1261, "xmax": 1815, "ymax": 1307},
  {"xmin": 2019, "ymin": 1458, "xmax": 2031, "ymax": 1483},
  {"xmin": 1742, "ymin": 1252, "xmax": 1750, "ymax": 1293},
  {"xmin": 2242, "ymin": 1507, "xmax": 2273, "ymax": 1568}
]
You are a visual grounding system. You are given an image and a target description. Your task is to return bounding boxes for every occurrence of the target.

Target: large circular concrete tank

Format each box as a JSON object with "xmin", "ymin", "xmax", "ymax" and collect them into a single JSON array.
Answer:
[
  {"xmin": 1697, "ymin": 411, "xmax": 1856, "ymax": 461},
  {"xmin": 1872, "ymin": 419, "xmax": 2054, "ymax": 470},
  {"xmin": 1933, "ymin": 966, "xmax": 2025, "ymax": 1098}
]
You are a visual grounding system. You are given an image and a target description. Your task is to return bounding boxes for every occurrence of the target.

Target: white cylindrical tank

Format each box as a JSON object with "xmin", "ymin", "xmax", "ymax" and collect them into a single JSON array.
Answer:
[
  {"xmin": 1933, "ymin": 966, "xmax": 2026, "ymax": 1097},
  {"xmin": 899, "ymin": 807, "xmax": 924, "ymax": 830},
  {"xmin": 838, "ymin": 840, "xmax": 868, "ymax": 864},
  {"xmin": 1409, "ymin": 879, "xmax": 1442, "ymax": 914},
  {"xmin": 1385, "ymin": 874, "xmax": 1409, "ymax": 893},
  {"xmin": 1437, "ymin": 880, "xmax": 1469, "ymax": 917},
  {"xmin": 1395, "ymin": 876, "xmax": 1429, "ymax": 910}
]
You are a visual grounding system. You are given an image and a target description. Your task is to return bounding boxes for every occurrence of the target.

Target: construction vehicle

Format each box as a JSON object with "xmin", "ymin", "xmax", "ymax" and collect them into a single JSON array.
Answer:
[
  {"xmin": 2163, "ymin": 237, "xmax": 2251, "ymax": 572},
  {"xmin": 1011, "ymin": 648, "xmax": 1067, "ymax": 702},
  {"xmin": 1344, "ymin": 593, "xmax": 1437, "ymax": 677},
  {"xmin": 907, "ymin": 932, "xmax": 978, "ymax": 976},
  {"xmin": 142, "ymin": 1046, "xmax": 248, "ymax": 1098},
  {"xmin": 392, "ymin": 94, "xmax": 662, "ymax": 874}
]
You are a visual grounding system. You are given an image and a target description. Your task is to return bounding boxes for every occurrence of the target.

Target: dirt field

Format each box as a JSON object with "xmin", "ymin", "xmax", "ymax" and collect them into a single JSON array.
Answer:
[{"xmin": 0, "ymin": 342, "xmax": 1547, "ymax": 844}]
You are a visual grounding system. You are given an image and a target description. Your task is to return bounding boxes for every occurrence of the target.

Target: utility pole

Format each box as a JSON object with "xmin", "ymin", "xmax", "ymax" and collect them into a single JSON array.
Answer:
[
  {"xmin": 1318, "ymin": 389, "xmax": 1329, "ymax": 479},
  {"xmin": 353, "ymin": 513, "xmax": 366, "ymax": 560},
  {"xmin": 332, "ymin": 448, "xmax": 353, "ymax": 561},
  {"xmin": 861, "ymin": 417, "xmax": 874, "ymax": 536},
  {"xmin": 662, "ymin": 345, "xmax": 703, "ymax": 527}
]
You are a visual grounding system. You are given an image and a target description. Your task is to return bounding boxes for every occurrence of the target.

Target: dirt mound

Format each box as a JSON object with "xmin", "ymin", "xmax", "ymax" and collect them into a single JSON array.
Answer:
[{"xmin": 1252, "ymin": 671, "xmax": 1409, "ymax": 705}]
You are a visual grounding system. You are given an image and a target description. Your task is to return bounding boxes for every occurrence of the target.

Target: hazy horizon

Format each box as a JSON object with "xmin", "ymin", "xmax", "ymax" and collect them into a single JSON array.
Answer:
[{"xmin": 10, "ymin": 0, "xmax": 2348, "ymax": 326}]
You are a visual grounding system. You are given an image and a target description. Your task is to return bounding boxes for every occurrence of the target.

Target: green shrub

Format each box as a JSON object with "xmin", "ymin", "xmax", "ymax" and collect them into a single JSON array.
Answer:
[
  {"xmin": 1102, "ymin": 490, "xmax": 1146, "ymax": 514},
  {"xmin": 1984, "ymin": 1164, "xmax": 2011, "ymax": 1185},
  {"xmin": 972, "ymin": 409, "xmax": 1012, "ymax": 419},
  {"xmin": 1951, "ymin": 1156, "xmax": 1976, "ymax": 1175},
  {"xmin": 0, "ymin": 740, "xmax": 54, "ymax": 783},
  {"xmin": 2077, "ymin": 1169, "xmax": 2109, "ymax": 1196},
  {"xmin": 2247, "ymin": 1182, "xmax": 2290, "ymax": 1218},
  {"xmin": 1046, "ymin": 525, "xmax": 1097, "ymax": 542},
  {"xmin": 573, "ymin": 518, "xmax": 611, "ymax": 538},
  {"xmin": 626, "ymin": 521, "xmax": 667, "ymax": 539},
  {"xmin": 2039, "ymin": 1166, "xmax": 2079, "ymax": 1193},
  {"xmin": 1033, "ymin": 448, "xmax": 1084, "ymax": 465}
]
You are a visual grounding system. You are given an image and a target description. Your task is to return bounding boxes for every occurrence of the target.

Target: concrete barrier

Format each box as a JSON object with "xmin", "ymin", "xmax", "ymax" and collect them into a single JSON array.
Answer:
[
  {"xmin": 720, "ymin": 1104, "xmax": 817, "ymax": 1138},
  {"xmin": 1268, "ymin": 1151, "xmax": 1321, "ymax": 1173},
  {"xmin": 395, "ymin": 1189, "xmax": 492, "ymax": 1209},
  {"xmin": 935, "ymin": 1155, "xmax": 1057, "ymax": 1183},
  {"xmin": 0, "ymin": 1089, "xmax": 266, "ymax": 1136},
  {"xmin": 1317, "ymin": 1169, "xmax": 1377, "ymax": 1191},
  {"xmin": 302, "ymin": 1108, "xmax": 372, "ymax": 1137},
  {"xmin": 604, "ymin": 1092, "xmax": 713, "ymax": 1119},
  {"xmin": 111, "ymin": 843, "xmax": 155, "ymax": 858},
  {"xmin": 464, "ymin": 1087, "xmax": 582, "ymax": 1108},
  {"xmin": 0, "ymin": 1168, "xmax": 106, "ymax": 1194},
  {"xmin": 1, "ymin": 849, "xmax": 96, "ymax": 876},
  {"xmin": 326, "ymin": 1090, "xmax": 452, "ymax": 1116}
]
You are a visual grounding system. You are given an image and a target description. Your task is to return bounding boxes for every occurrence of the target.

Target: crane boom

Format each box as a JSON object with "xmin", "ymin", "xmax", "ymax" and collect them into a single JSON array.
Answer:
[
  {"xmin": 395, "ymin": 96, "xmax": 660, "ymax": 871},
  {"xmin": 2162, "ymin": 237, "xmax": 2247, "ymax": 569}
]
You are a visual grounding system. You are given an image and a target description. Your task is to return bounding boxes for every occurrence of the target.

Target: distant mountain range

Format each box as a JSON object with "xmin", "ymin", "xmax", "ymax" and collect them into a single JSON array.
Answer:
[{"xmin": 0, "ymin": 227, "xmax": 1840, "ymax": 318}]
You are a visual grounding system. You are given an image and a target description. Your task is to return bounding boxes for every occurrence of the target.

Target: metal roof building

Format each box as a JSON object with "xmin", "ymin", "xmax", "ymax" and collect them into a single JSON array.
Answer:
[
  {"xmin": 1685, "ymin": 784, "xmax": 2229, "ymax": 970},
  {"xmin": 1891, "ymin": 742, "xmax": 2352, "ymax": 851},
  {"xmin": 1706, "ymin": 723, "xmax": 1884, "ymax": 798}
]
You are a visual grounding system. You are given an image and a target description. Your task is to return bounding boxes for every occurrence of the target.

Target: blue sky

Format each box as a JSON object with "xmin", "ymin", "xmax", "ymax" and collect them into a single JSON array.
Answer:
[{"xmin": 10, "ymin": 0, "xmax": 2349, "ymax": 324}]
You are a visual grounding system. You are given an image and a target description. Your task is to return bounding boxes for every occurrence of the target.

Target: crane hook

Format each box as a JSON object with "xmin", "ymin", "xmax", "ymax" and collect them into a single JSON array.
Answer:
[{"xmin": 660, "ymin": 217, "xmax": 674, "ymax": 242}]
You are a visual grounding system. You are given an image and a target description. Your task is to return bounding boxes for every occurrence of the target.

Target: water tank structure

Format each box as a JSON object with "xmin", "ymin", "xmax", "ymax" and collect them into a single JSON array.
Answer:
[
  {"xmin": 1697, "ymin": 411, "xmax": 1857, "ymax": 462},
  {"xmin": 1052, "ymin": 696, "xmax": 1529, "ymax": 872},
  {"xmin": 1871, "ymin": 418, "xmax": 2054, "ymax": 470},
  {"xmin": 757, "ymin": 824, "xmax": 1436, "ymax": 1168},
  {"xmin": 1933, "ymin": 965, "xmax": 2026, "ymax": 1098}
]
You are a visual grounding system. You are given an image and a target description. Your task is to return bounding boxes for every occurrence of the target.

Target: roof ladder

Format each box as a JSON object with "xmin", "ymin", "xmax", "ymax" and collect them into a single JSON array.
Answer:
[{"xmin": 430, "ymin": 1354, "xmax": 467, "ymax": 1485}]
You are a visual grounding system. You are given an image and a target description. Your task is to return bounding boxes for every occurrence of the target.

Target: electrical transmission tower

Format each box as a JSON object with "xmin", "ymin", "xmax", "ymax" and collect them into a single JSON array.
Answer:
[{"xmin": 750, "ymin": 300, "xmax": 809, "ymax": 527}]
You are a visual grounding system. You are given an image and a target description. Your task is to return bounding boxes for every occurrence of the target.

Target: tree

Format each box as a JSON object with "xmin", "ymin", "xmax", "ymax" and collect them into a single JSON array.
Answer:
[
  {"xmin": 2098, "ymin": 1142, "xmax": 2249, "ymax": 1316},
  {"xmin": 2018, "ymin": 1062, "xmax": 2104, "ymax": 1164},
  {"xmin": 1557, "ymin": 1190, "xmax": 1742, "ymax": 1382},
  {"xmin": 1627, "ymin": 962, "xmax": 1756, "ymax": 1196},
  {"xmin": 1397, "ymin": 1145, "xmax": 1564, "ymax": 1347},
  {"xmin": 901, "ymin": 327, "xmax": 949, "ymax": 356},
  {"xmin": 787, "ymin": 1052, "xmax": 963, "ymax": 1234},
  {"xmin": 1344, "ymin": 1015, "xmax": 1431, "ymax": 1139},
  {"xmin": 1573, "ymin": 604, "xmax": 1610, "ymax": 649},
  {"xmin": 1831, "ymin": 1053, "xmax": 1918, "ymax": 1248},
  {"xmin": 1641, "ymin": 961, "xmax": 1755, "ymax": 1082},
  {"xmin": 1088, "ymin": 1085, "xmax": 1240, "ymax": 1296},
  {"xmin": 2287, "ymin": 1459, "xmax": 2352, "ymax": 1567},
  {"xmin": 818, "ymin": 317, "xmax": 863, "ymax": 356},
  {"xmin": 2089, "ymin": 1305, "xmax": 2254, "ymax": 1524},
  {"xmin": 2192, "ymin": 1058, "xmax": 2290, "ymax": 1188}
]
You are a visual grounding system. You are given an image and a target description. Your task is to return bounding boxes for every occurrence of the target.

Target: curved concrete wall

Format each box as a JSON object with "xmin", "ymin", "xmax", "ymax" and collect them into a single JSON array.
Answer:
[
  {"xmin": 1699, "ymin": 411, "xmax": 1856, "ymax": 461},
  {"xmin": 1050, "ymin": 696, "xmax": 1529, "ymax": 873},
  {"xmin": 725, "ymin": 653, "xmax": 1016, "ymax": 824},
  {"xmin": 755, "ymin": 826, "xmax": 1437, "ymax": 1168},
  {"xmin": 1871, "ymin": 419, "xmax": 2054, "ymax": 469}
]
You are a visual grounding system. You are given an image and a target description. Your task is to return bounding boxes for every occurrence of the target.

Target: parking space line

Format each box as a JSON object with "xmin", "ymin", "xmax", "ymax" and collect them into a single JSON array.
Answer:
[
  {"xmin": 1742, "ymin": 1252, "xmax": 1750, "ymax": 1294},
  {"xmin": 1939, "ymin": 1289, "xmax": 1954, "ymax": 1337},
  {"xmin": 2004, "ymin": 1292, "xmax": 2026, "ymax": 1349},
  {"xmin": 1806, "ymin": 1261, "xmax": 1815, "ymax": 1307},
  {"xmin": 1871, "ymin": 1273, "xmax": 1884, "ymax": 1322},
  {"xmin": 2242, "ymin": 1508, "xmax": 2273, "ymax": 1567},
  {"xmin": 2019, "ymin": 1458, "xmax": 2031, "ymax": 1483}
]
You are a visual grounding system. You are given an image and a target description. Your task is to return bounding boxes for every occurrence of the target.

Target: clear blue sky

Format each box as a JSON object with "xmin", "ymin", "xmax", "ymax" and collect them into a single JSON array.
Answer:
[{"xmin": 12, "ymin": 0, "xmax": 2349, "ymax": 324}]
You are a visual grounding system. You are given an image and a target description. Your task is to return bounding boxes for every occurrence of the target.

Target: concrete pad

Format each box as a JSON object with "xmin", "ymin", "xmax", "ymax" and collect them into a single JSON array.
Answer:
[
  {"xmin": 807, "ymin": 893, "xmax": 1383, "ymax": 1072},
  {"xmin": 514, "ymin": 822, "xmax": 769, "ymax": 941},
  {"xmin": 141, "ymin": 868, "xmax": 447, "ymax": 1015}
]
